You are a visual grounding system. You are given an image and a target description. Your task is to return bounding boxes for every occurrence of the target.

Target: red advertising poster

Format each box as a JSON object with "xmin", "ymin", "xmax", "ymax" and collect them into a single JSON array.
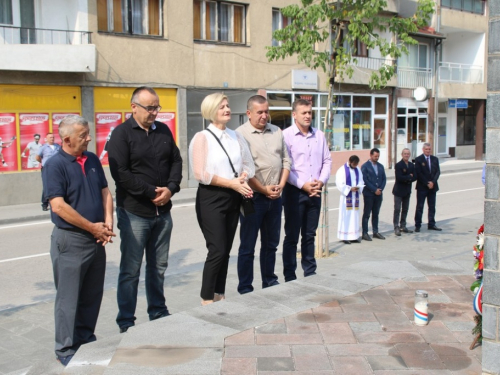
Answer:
[
  {"xmin": 125, "ymin": 112, "xmax": 132, "ymax": 120},
  {"xmin": 19, "ymin": 113, "xmax": 49, "ymax": 170},
  {"xmin": 95, "ymin": 112, "xmax": 123, "ymax": 165},
  {"xmin": 52, "ymin": 113, "xmax": 79, "ymax": 144},
  {"xmin": 0, "ymin": 113, "xmax": 19, "ymax": 172},
  {"xmin": 156, "ymin": 112, "xmax": 177, "ymax": 142}
]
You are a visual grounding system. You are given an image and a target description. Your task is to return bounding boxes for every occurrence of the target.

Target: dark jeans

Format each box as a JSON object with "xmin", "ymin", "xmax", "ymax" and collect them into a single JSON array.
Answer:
[
  {"xmin": 393, "ymin": 195, "xmax": 411, "ymax": 228},
  {"xmin": 415, "ymin": 189, "xmax": 437, "ymax": 228},
  {"xmin": 196, "ymin": 184, "xmax": 241, "ymax": 300},
  {"xmin": 116, "ymin": 207, "xmax": 173, "ymax": 329},
  {"xmin": 282, "ymin": 183, "xmax": 321, "ymax": 282},
  {"xmin": 50, "ymin": 226, "xmax": 106, "ymax": 358},
  {"xmin": 362, "ymin": 194, "xmax": 383, "ymax": 234},
  {"xmin": 237, "ymin": 193, "xmax": 282, "ymax": 294}
]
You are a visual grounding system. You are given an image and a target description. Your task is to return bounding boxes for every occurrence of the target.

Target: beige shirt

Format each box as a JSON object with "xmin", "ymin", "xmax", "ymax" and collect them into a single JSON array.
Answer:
[{"xmin": 236, "ymin": 121, "xmax": 291, "ymax": 187}]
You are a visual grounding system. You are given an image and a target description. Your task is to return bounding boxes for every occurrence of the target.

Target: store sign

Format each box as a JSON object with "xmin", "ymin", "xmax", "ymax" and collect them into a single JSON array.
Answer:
[
  {"xmin": 449, "ymin": 99, "xmax": 468, "ymax": 109},
  {"xmin": 291, "ymin": 70, "xmax": 318, "ymax": 90}
]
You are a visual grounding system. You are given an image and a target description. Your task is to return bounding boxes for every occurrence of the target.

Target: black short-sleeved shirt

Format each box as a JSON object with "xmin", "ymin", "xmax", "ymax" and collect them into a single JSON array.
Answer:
[
  {"xmin": 107, "ymin": 117, "xmax": 183, "ymax": 218},
  {"xmin": 43, "ymin": 149, "xmax": 108, "ymax": 230}
]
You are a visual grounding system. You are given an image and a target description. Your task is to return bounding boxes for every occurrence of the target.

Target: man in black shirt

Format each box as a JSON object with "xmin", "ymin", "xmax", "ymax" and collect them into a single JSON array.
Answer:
[{"xmin": 108, "ymin": 86, "xmax": 182, "ymax": 333}]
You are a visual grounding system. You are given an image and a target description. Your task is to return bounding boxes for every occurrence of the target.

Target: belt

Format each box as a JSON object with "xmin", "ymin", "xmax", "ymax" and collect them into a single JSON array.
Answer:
[{"xmin": 58, "ymin": 226, "xmax": 92, "ymax": 236}]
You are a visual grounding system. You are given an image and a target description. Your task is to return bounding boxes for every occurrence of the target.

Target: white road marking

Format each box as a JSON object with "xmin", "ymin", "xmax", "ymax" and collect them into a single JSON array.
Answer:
[
  {"xmin": 0, "ymin": 253, "xmax": 49, "ymax": 263},
  {"xmin": 437, "ymin": 187, "xmax": 484, "ymax": 195}
]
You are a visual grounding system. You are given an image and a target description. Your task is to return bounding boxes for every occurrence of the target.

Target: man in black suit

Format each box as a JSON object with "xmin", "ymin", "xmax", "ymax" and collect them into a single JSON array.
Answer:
[
  {"xmin": 414, "ymin": 143, "xmax": 441, "ymax": 232},
  {"xmin": 361, "ymin": 148, "xmax": 386, "ymax": 241},
  {"xmin": 393, "ymin": 148, "xmax": 417, "ymax": 236}
]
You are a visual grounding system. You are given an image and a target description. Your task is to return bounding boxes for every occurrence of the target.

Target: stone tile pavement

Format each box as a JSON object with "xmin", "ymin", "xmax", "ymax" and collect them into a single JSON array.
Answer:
[{"xmin": 221, "ymin": 276, "xmax": 482, "ymax": 375}]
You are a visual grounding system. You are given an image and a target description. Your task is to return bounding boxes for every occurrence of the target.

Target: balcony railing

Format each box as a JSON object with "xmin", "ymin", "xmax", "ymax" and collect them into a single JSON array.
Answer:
[
  {"xmin": 0, "ymin": 25, "xmax": 91, "ymax": 45},
  {"xmin": 349, "ymin": 56, "xmax": 397, "ymax": 71},
  {"xmin": 397, "ymin": 67, "xmax": 433, "ymax": 89},
  {"xmin": 439, "ymin": 62, "xmax": 483, "ymax": 84}
]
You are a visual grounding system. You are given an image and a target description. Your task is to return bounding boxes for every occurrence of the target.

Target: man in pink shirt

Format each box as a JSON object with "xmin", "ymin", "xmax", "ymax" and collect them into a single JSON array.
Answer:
[{"xmin": 282, "ymin": 99, "xmax": 332, "ymax": 281}]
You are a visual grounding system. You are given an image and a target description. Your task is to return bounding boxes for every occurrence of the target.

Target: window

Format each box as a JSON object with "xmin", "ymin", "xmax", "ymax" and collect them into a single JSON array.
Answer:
[
  {"xmin": 272, "ymin": 8, "xmax": 291, "ymax": 47},
  {"xmin": 457, "ymin": 101, "xmax": 478, "ymax": 145},
  {"xmin": 441, "ymin": 0, "xmax": 484, "ymax": 14},
  {"xmin": 0, "ymin": 0, "xmax": 12, "ymax": 25},
  {"xmin": 194, "ymin": 0, "xmax": 246, "ymax": 44},
  {"xmin": 97, "ymin": 0, "xmax": 162, "ymax": 36},
  {"xmin": 399, "ymin": 43, "xmax": 429, "ymax": 68},
  {"xmin": 338, "ymin": 27, "xmax": 368, "ymax": 57}
]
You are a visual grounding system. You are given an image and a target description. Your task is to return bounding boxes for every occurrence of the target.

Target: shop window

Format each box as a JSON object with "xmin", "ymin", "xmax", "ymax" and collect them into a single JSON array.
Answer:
[
  {"xmin": 457, "ymin": 104, "xmax": 476, "ymax": 145},
  {"xmin": 374, "ymin": 97, "xmax": 387, "ymax": 115},
  {"xmin": 0, "ymin": 0, "xmax": 13, "ymax": 25},
  {"xmin": 334, "ymin": 95, "xmax": 352, "ymax": 108},
  {"xmin": 374, "ymin": 119, "xmax": 386, "ymax": 148},
  {"xmin": 295, "ymin": 93, "xmax": 317, "ymax": 107},
  {"xmin": 268, "ymin": 93, "xmax": 292, "ymax": 108},
  {"xmin": 269, "ymin": 109, "xmax": 291, "ymax": 130},
  {"xmin": 194, "ymin": 0, "xmax": 246, "ymax": 44},
  {"xmin": 353, "ymin": 96, "xmax": 371, "ymax": 108},
  {"xmin": 272, "ymin": 8, "xmax": 291, "ymax": 47},
  {"xmin": 98, "ymin": 0, "xmax": 162, "ymax": 36},
  {"xmin": 332, "ymin": 110, "xmax": 351, "ymax": 151}
]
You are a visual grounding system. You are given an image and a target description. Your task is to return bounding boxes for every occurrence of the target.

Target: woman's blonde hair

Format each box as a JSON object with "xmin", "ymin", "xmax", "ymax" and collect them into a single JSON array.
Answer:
[{"xmin": 201, "ymin": 93, "xmax": 229, "ymax": 123}]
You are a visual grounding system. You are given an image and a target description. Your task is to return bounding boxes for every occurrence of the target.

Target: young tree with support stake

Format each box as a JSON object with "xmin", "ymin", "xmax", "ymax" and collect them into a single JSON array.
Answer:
[{"xmin": 267, "ymin": 0, "xmax": 435, "ymax": 256}]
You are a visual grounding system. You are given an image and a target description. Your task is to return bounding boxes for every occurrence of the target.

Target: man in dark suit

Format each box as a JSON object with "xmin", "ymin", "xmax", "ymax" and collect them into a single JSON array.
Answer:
[
  {"xmin": 393, "ymin": 148, "xmax": 417, "ymax": 236},
  {"xmin": 414, "ymin": 143, "xmax": 441, "ymax": 232},
  {"xmin": 361, "ymin": 148, "xmax": 386, "ymax": 241}
]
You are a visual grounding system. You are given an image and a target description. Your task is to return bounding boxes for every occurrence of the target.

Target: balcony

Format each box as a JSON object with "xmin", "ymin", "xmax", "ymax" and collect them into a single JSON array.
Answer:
[
  {"xmin": 397, "ymin": 67, "xmax": 433, "ymax": 89},
  {"xmin": 439, "ymin": 62, "xmax": 483, "ymax": 84},
  {"xmin": 0, "ymin": 26, "xmax": 95, "ymax": 73},
  {"xmin": 338, "ymin": 56, "xmax": 398, "ymax": 86}
]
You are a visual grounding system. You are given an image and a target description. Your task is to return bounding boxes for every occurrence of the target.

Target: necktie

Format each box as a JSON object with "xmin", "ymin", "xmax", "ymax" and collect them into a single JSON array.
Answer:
[{"xmin": 426, "ymin": 157, "xmax": 431, "ymax": 172}]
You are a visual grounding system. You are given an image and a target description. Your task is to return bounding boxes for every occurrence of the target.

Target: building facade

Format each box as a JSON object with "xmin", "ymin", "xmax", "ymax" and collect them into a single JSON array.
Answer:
[{"xmin": 0, "ymin": 0, "xmax": 489, "ymax": 205}]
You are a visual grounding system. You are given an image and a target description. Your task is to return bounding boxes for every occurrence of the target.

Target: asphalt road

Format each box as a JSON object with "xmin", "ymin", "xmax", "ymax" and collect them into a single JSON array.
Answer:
[{"xmin": 0, "ymin": 169, "xmax": 484, "ymax": 311}]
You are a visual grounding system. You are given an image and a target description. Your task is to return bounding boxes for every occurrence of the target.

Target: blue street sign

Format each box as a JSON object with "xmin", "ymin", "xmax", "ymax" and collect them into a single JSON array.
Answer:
[{"xmin": 449, "ymin": 99, "xmax": 468, "ymax": 109}]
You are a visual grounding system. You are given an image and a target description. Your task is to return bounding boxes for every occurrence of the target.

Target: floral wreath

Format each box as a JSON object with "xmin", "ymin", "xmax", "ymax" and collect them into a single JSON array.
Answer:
[{"xmin": 470, "ymin": 224, "xmax": 484, "ymax": 348}]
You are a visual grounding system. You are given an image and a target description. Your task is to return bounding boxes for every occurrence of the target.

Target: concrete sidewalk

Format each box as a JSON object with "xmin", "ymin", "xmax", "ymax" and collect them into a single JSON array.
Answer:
[
  {"xmin": 0, "ymin": 158, "xmax": 484, "ymax": 226},
  {"xmin": 0, "ymin": 211, "xmax": 482, "ymax": 375}
]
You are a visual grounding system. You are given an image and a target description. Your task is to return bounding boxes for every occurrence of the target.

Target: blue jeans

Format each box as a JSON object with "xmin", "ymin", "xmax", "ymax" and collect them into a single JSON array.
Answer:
[
  {"xmin": 116, "ymin": 207, "xmax": 173, "ymax": 329},
  {"xmin": 237, "ymin": 193, "xmax": 282, "ymax": 294},
  {"xmin": 282, "ymin": 184, "xmax": 321, "ymax": 282},
  {"xmin": 362, "ymin": 194, "xmax": 383, "ymax": 234}
]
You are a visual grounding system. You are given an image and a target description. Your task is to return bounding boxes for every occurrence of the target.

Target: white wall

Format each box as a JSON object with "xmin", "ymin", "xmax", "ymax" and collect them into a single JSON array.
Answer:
[{"xmin": 442, "ymin": 32, "xmax": 485, "ymax": 66}]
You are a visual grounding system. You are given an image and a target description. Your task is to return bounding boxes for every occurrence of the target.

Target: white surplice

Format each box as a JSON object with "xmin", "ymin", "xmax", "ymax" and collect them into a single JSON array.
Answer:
[{"xmin": 336, "ymin": 163, "xmax": 365, "ymax": 241}]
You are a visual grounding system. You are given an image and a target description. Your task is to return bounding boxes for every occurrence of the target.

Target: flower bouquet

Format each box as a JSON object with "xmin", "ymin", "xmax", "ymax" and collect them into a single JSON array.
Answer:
[{"xmin": 470, "ymin": 224, "xmax": 484, "ymax": 349}]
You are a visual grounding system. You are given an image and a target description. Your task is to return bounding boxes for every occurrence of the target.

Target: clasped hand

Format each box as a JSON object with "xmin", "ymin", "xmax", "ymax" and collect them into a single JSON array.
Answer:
[
  {"xmin": 230, "ymin": 172, "xmax": 253, "ymax": 198},
  {"xmin": 152, "ymin": 186, "xmax": 172, "ymax": 206},
  {"xmin": 91, "ymin": 222, "xmax": 116, "ymax": 246},
  {"xmin": 303, "ymin": 180, "xmax": 323, "ymax": 197},
  {"xmin": 265, "ymin": 185, "xmax": 282, "ymax": 200}
]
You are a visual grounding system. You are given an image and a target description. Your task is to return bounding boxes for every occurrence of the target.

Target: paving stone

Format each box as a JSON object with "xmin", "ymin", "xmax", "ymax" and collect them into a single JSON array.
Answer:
[
  {"xmin": 225, "ymin": 329, "xmax": 255, "ymax": 346},
  {"xmin": 389, "ymin": 296, "xmax": 415, "ymax": 312},
  {"xmin": 221, "ymin": 358, "xmax": 256, "ymax": 375},
  {"xmin": 385, "ymin": 288, "xmax": 415, "ymax": 297},
  {"xmin": 439, "ymin": 288, "xmax": 473, "ymax": 304},
  {"xmin": 327, "ymin": 343, "xmax": 397, "ymax": 356},
  {"xmin": 451, "ymin": 275, "xmax": 475, "ymax": 290},
  {"xmin": 312, "ymin": 311, "xmax": 377, "ymax": 323},
  {"xmin": 439, "ymin": 355, "xmax": 482, "ymax": 373},
  {"xmin": 285, "ymin": 310, "xmax": 316, "ymax": 324},
  {"xmin": 430, "ymin": 343, "xmax": 472, "ymax": 357},
  {"xmin": 373, "ymin": 371, "xmax": 452, "ymax": 374},
  {"xmin": 224, "ymin": 345, "xmax": 291, "ymax": 358},
  {"xmin": 349, "ymin": 322, "xmax": 383, "ymax": 332},
  {"xmin": 258, "ymin": 372, "xmax": 334, "ymax": 375},
  {"xmin": 415, "ymin": 321, "xmax": 459, "ymax": 343},
  {"xmin": 381, "ymin": 280, "xmax": 411, "ymax": 290},
  {"xmin": 256, "ymin": 333, "xmax": 323, "ymax": 345},
  {"xmin": 256, "ymin": 357, "xmax": 295, "ymax": 371},
  {"xmin": 338, "ymin": 295, "xmax": 367, "ymax": 305},
  {"xmin": 362, "ymin": 289, "xmax": 396, "ymax": 305},
  {"xmin": 410, "ymin": 261, "xmax": 466, "ymax": 276},
  {"xmin": 450, "ymin": 330, "xmax": 476, "ymax": 344},
  {"xmin": 355, "ymin": 331, "xmax": 424, "ymax": 344},
  {"xmin": 366, "ymin": 355, "xmax": 408, "ymax": 371},
  {"xmin": 286, "ymin": 321, "xmax": 320, "ymax": 334},
  {"xmin": 319, "ymin": 300, "xmax": 340, "ymax": 308},
  {"xmin": 442, "ymin": 321, "xmax": 475, "ymax": 332},
  {"xmin": 341, "ymin": 303, "xmax": 402, "ymax": 313},
  {"xmin": 255, "ymin": 324, "xmax": 287, "ymax": 335},
  {"xmin": 395, "ymin": 343, "xmax": 445, "ymax": 369},
  {"xmin": 292, "ymin": 345, "xmax": 332, "ymax": 371},
  {"xmin": 426, "ymin": 303, "xmax": 475, "ymax": 322},
  {"xmin": 331, "ymin": 356, "xmax": 373, "ymax": 375},
  {"xmin": 318, "ymin": 322, "xmax": 356, "ymax": 344}
]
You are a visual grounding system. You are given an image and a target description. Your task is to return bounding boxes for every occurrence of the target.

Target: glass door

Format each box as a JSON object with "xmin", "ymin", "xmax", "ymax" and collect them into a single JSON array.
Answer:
[{"xmin": 438, "ymin": 117, "xmax": 447, "ymax": 154}]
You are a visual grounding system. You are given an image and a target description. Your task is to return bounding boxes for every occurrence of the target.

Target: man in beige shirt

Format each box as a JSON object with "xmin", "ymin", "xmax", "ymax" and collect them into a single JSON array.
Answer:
[{"xmin": 236, "ymin": 95, "xmax": 291, "ymax": 294}]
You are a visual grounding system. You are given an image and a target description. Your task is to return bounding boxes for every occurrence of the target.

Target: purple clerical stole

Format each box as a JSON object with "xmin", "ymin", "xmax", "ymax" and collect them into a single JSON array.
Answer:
[{"xmin": 345, "ymin": 163, "xmax": 359, "ymax": 210}]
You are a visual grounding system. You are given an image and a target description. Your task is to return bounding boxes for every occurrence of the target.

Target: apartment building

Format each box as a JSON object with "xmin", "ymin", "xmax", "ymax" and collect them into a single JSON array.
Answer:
[{"xmin": 0, "ymin": 0, "xmax": 488, "ymax": 205}]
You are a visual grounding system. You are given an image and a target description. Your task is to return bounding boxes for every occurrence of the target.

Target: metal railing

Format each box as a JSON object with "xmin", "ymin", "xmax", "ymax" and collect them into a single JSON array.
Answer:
[
  {"xmin": 0, "ymin": 25, "xmax": 92, "ymax": 45},
  {"xmin": 397, "ymin": 67, "xmax": 433, "ymax": 89},
  {"xmin": 349, "ymin": 56, "xmax": 396, "ymax": 71},
  {"xmin": 439, "ymin": 62, "xmax": 483, "ymax": 84}
]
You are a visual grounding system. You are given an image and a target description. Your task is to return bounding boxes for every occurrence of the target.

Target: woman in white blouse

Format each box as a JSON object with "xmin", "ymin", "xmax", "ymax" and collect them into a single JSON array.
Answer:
[{"xmin": 189, "ymin": 93, "xmax": 255, "ymax": 305}]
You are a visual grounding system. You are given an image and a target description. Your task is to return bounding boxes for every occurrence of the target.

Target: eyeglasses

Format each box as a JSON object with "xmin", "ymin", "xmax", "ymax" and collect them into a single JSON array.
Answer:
[{"xmin": 134, "ymin": 102, "xmax": 162, "ymax": 113}]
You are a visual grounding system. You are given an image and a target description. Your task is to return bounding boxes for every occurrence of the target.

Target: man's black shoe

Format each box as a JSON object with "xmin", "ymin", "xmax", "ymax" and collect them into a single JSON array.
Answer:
[
  {"xmin": 394, "ymin": 227, "xmax": 401, "ymax": 236},
  {"xmin": 57, "ymin": 354, "xmax": 74, "ymax": 367},
  {"xmin": 362, "ymin": 233, "xmax": 372, "ymax": 241},
  {"xmin": 373, "ymin": 232, "xmax": 386, "ymax": 240},
  {"xmin": 401, "ymin": 227, "xmax": 413, "ymax": 233},
  {"xmin": 42, "ymin": 205, "xmax": 49, "ymax": 211},
  {"xmin": 415, "ymin": 227, "xmax": 421, "ymax": 232},
  {"xmin": 428, "ymin": 226, "xmax": 442, "ymax": 231},
  {"xmin": 343, "ymin": 240, "xmax": 351, "ymax": 244},
  {"xmin": 120, "ymin": 326, "xmax": 131, "ymax": 333}
]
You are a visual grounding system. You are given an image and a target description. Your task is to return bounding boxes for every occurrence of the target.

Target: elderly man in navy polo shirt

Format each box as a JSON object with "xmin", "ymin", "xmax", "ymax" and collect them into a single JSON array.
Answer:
[{"xmin": 43, "ymin": 115, "xmax": 115, "ymax": 367}]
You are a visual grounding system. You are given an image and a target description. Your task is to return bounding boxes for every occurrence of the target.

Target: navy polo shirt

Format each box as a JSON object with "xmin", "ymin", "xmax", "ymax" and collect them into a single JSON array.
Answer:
[{"xmin": 43, "ymin": 149, "xmax": 108, "ymax": 230}]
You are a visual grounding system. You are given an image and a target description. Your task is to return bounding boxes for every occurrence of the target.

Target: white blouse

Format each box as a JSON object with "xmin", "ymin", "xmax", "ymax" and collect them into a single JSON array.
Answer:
[{"xmin": 189, "ymin": 124, "xmax": 255, "ymax": 185}]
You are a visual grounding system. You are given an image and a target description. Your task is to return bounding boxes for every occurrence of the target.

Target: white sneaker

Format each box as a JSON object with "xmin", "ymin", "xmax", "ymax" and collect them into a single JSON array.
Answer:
[{"xmin": 2, "ymin": 162, "xmax": 7, "ymax": 167}]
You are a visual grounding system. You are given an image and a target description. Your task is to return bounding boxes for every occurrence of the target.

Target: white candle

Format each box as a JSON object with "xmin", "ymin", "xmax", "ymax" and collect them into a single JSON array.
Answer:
[{"xmin": 414, "ymin": 300, "xmax": 428, "ymax": 325}]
